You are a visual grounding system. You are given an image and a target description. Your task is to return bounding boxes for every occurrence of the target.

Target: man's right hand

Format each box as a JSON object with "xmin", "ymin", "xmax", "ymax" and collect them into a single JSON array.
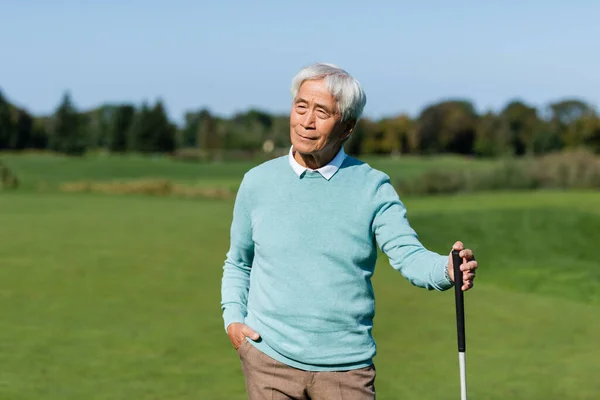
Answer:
[{"xmin": 227, "ymin": 322, "xmax": 260, "ymax": 350}]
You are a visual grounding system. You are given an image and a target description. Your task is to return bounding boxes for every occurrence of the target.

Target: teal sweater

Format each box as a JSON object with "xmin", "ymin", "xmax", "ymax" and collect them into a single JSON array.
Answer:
[{"xmin": 220, "ymin": 155, "xmax": 452, "ymax": 371}]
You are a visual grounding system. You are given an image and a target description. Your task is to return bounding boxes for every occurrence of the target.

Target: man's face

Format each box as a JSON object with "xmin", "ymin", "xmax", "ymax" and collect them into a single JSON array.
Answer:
[{"xmin": 290, "ymin": 79, "xmax": 352, "ymax": 156}]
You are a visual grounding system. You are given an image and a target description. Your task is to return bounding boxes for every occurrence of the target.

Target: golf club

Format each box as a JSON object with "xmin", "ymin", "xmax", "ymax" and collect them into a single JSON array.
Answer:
[{"xmin": 452, "ymin": 249, "xmax": 467, "ymax": 400}]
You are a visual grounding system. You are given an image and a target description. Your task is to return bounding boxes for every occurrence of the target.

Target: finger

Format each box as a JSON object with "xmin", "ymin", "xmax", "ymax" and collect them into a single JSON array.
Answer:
[
  {"xmin": 241, "ymin": 325, "xmax": 260, "ymax": 341},
  {"xmin": 459, "ymin": 249, "xmax": 474, "ymax": 260},
  {"xmin": 463, "ymin": 271, "xmax": 476, "ymax": 281},
  {"xmin": 460, "ymin": 260, "xmax": 478, "ymax": 272},
  {"xmin": 462, "ymin": 281, "xmax": 473, "ymax": 291},
  {"xmin": 229, "ymin": 335, "xmax": 242, "ymax": 350},
  {"xmin": 235, "ymin": 329, "xmax": 250, "ymax": 347},
  {"xmin": 452, "ymin": 241, "xmax": 464, "ymax": 251},
  {"xmin": 237, "ymin": 334, "xmax": 246, "ymax": 346}
]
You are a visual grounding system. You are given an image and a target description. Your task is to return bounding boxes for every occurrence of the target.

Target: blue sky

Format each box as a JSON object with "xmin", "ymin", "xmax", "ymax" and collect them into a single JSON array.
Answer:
[{"xmin": 1, "ymin": 0, "xmax": 598, "ymax": 124}]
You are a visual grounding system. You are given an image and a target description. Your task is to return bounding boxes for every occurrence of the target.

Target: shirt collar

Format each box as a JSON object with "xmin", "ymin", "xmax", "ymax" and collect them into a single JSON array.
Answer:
[{"xmin": 288, "ymin": 146, "xmax": 347, "ymax": 180}]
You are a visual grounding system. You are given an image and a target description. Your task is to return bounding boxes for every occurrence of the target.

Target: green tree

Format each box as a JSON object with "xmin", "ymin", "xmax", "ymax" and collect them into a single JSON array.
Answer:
[
  {"xmin": 108, "ymin": 104, "xmax": 135, "ymax": 152},
  {"xmin": 499, "ymin": 101, "xmax": 540, "ymax": 155},
  {"xmin": 197, "ymin": 110, "xmax": 220, "ymax": 154},
  {"xmin": 221, "ymin": 109, "xmax": 272, "ymax": 151},
  {"xmin": 267, "ymin": 114, "xmax": 290, "ymax": 149},
  {"xmin": 548, "ymin": 99, "xmax": 596, "ymax": 149},
  {"xmin": 183, "ymin": 108, "xmax": 219, "ymax": 150},
  {"xmin": 84, "ymin": 105, "xmax": 118, "ymax": 149},
  {"xmin": 30, "ymin": 117, "xmax": 50, "ymax": 149},
  {"xmin": 129, "ymin": 100, "xmax": 176, "ymax": 154},
  {"xmin": 360, "ymin": 115, "xmax": 414, "ymax": 155},
  {"xmin": 150, "ymin": 100, "xmax": 177, "ymax": 153},
  {"xmin": 584, "ymin": 116, "xmax": 600, "ymax": 153},
  {"xmin": 128, "ymin": 102, "xmax": 152, "ymax": 153},
  {"xmin": 0, "ymin": 91, "xmax": 15, "ymax": 150},
  {"xmin": 474, "ymin": 112, "xmax": 506, "ymax": 157},
  {"xmin": 415, "ymin": 100, "xmax": 478, "ymax": 154},
  {"xmin": 50, "ymin": 91, "xmax": 87, "ymax": 155},
  {"xmin": 13, "ymin": 110, "xmax": 33, "ymax": 150},
  {"xmin": 356, "ymin": 118, "xmax": 381, "ymax": 155},
  {"xmin": 182, "ymin": 111, "xmax": 201, "ymax": 148}
]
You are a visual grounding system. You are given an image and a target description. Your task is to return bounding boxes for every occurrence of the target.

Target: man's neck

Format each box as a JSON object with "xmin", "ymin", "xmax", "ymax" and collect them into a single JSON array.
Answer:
[{"xmin": 294, "ymin": 146, "xmax": 340, "ymax": 170}]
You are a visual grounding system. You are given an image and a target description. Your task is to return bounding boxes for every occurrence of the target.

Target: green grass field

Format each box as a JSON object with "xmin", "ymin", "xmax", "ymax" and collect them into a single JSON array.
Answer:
[{"xmin": 1, "ymin": 153, "xmax": 599, "ymax": 399}]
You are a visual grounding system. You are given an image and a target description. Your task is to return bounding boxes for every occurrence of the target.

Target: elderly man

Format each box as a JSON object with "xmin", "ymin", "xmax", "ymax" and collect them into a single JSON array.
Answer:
[{"xmin": 221, "ymin": 63, "xmax": 478, "ymax": 399}]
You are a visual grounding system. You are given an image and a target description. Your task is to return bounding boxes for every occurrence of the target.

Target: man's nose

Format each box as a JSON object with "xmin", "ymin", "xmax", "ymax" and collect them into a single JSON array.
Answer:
[{"xmin": 301, "ymin": 110, "xmax": 316, "ymax": 129}]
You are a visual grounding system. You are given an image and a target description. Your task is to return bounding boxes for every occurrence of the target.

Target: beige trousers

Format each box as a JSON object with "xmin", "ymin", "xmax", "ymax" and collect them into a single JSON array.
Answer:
[{"xmin": 237, "ymin": 339, "xmax": 376, "ymax": 400}]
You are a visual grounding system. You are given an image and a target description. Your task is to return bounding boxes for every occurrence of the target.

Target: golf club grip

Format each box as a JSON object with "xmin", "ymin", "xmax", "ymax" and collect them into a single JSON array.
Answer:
[{"xmin": 452, "ymin": 250, "xmax": 466, "ymax": 352}]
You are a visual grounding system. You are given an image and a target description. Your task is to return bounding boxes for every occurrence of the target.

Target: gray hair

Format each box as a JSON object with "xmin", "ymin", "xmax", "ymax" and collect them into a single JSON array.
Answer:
[{"xmin": 290, "ymin": 63, "xmax": 367, "ymax": 123}]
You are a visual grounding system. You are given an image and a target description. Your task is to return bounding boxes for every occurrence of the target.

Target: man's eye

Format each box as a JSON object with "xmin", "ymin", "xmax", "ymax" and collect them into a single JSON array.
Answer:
[{"xmin": 317, "ymin": 110, "xmax": 329, "ymax": 117}]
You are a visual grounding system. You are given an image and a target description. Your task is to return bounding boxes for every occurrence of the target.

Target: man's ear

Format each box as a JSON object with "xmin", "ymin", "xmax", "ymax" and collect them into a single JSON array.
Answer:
[{"xmin": 341, "ymin": 120, "xmax": 356, "ymax": 141}]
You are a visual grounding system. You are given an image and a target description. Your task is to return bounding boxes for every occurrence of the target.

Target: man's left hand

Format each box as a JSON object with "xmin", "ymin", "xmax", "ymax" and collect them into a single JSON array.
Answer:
[{"xmin": 447, "ymin": 241, "xmax": 478, "ymax": 291}]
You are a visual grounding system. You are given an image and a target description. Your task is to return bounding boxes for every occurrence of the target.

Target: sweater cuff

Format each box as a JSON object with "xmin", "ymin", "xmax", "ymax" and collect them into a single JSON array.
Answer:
[
  {"xmin": 433, "ymin": 255, "xmax": 454, "ymax": 291},
  {"xmin": 223, "ymin": 305, "xmax": 246, "ymax": 333}
]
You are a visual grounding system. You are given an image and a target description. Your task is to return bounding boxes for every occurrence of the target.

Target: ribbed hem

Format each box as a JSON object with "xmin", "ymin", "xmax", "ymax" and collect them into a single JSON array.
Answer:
[{"xmin": 244, "ymin": 311, "xmax": 375, "ymax": 372}]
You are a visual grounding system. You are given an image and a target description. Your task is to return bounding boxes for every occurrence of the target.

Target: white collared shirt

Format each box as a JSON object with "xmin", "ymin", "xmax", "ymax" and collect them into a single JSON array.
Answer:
[{"xmin": 288, "ymin": 146, "xmax": 347, "ymax": 180}]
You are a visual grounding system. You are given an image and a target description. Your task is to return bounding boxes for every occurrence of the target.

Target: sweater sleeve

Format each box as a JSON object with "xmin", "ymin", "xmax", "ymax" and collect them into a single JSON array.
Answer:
[
  {"xmin": 372, "ymin": 176, "xmax": 452, "ymax": 291},
  {"xmin": 220, "ymin": 175, "xmax": 255, "ymax": 331}
]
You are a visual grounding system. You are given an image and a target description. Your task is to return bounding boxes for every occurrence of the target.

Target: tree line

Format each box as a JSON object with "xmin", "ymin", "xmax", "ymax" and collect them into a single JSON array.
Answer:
[{"xmin": 0, "ymin": 89, "xmax": 599, "ymax": 158}]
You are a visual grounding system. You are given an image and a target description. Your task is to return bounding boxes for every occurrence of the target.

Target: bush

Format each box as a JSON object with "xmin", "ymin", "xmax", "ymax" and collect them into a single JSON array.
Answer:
[
  {"xmin": 532, "ymin": 149, "xmax": 600, "ymax": 189},
  {"xmin": 466, "ymin": 159, "xmax": 539, "ymax": 192},
  {"xmin": 0, "ymin": 161, "xmax": 19, "ymax": 190},
  {"xmin": 59, "ymin": 179, "xmax": 235, "ymax": 200},
  {"xmin": 397, "ymin": 169, "xmax": 468, "ymax": 196},
  {"xmin": 396, "ymin": 149, "xmax": 600, "ymax": 196},
  {"xmin": 171, "ymin": 148, "xmax": 210, "ymax": 163}
]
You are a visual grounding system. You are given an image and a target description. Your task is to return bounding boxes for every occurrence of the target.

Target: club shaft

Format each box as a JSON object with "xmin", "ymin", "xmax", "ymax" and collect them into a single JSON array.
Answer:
[
  {"xmin": 459, "ymin": 352, "xmax": 467, "ymax": 400},
  {"xmin": 452, "ymin": 250, "xmax": 467, "ymax": 399}
]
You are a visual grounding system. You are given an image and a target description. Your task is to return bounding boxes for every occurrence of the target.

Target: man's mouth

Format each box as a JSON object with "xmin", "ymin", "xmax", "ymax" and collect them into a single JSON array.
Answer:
[{"xmin": 297, "ymin": 132, "xmax": 317, "ymax": 140}]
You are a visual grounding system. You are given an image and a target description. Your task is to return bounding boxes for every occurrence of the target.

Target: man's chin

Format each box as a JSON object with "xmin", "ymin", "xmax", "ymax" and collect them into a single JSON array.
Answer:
[{"xmin": 291, "ymin": 142, "xmax": 314, "ymax": 155}]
